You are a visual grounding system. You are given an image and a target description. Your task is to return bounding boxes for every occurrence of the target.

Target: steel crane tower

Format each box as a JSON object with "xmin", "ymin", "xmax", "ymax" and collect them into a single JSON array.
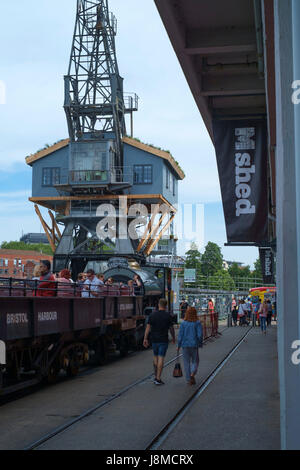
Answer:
[
  {"xmin": 53, "ymin": 0, "xmax": 139, "ymax": 276},
  {"xmin": 64, "ymin": 0, "xmax": 126, "ymax": 166}
]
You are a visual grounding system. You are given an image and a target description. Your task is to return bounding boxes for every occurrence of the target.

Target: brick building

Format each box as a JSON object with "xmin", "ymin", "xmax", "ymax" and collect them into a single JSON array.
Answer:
[{"xmin": 0, "ymin": 250, "xmax": 53, "ymax": 279}]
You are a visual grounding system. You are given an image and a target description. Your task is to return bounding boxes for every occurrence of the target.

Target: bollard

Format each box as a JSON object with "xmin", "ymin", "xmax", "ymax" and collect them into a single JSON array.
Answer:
[{"xmin": 227, "ymin": 313, "xmax": 232, "ymax": 327}]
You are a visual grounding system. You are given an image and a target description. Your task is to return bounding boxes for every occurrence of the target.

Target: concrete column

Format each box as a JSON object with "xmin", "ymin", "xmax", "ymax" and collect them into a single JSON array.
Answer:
[
  {"xmin": 293, "ymin": 2, "xmax": 300, "ymax": 292},
  {"xmin": 274, "ymin": 0, "xmax": 300, "ymax": 450}
]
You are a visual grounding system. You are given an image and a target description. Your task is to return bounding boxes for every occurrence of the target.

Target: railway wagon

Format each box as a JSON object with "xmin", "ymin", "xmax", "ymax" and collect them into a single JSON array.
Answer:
[{"xmin": 0, "ymin": 289, "xmax": 145, "ymax": 396}]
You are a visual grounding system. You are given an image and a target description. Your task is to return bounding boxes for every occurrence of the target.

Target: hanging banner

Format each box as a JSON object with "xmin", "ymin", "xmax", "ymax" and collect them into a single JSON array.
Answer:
[
  {"xmin": 212, "ymin": 119, "xmax": 268, "ymax": 243},
  {"xmin": 259, "ymin": 247, "xmax": 275, "ymax": 285}
]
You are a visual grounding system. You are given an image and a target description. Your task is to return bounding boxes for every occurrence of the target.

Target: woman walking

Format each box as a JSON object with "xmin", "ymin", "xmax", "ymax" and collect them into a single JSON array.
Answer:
[
  {"xmin": 177, "ymin": 307, "xmax": 203, "ymax": 385},
  {"xmin": 259, "ymin": 300, "xmax": 268, "ymax": 335}
]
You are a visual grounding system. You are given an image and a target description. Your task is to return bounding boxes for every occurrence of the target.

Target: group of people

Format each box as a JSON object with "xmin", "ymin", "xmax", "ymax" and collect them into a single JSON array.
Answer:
[
  {"xmin": 231, "ymin": 297, "xmax": 276, "ymax": 334},
  {"xmin": 143, "ymin": 299, "xmax": 203, "ymax": 386},
  {"xmin": 31, "ymin": 261, "xmax": 142, "ymax": 298},
  {"xmin": 179, "ymin": 297, "xmax": 214, "ymax": 320}
]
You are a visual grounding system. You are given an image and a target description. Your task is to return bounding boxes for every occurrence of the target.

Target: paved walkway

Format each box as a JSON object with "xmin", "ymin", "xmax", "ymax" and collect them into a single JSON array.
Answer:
[
  {"xmin": 37, "ymin": 325, "xmax": 280, "ymax": 450},
  {"xmin": 160, "ymin": 325, "xmax": 280, "ymax": 450}
]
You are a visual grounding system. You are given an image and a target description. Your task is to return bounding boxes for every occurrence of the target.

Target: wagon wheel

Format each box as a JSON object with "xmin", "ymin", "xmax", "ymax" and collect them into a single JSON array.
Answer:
[
  {"xmin": 67, "ymin": 357, "xmax": 80, "ymax": 377},
  {"xmin": 47, "ymin": 361, "xmax": 61, "ymax": 384}
]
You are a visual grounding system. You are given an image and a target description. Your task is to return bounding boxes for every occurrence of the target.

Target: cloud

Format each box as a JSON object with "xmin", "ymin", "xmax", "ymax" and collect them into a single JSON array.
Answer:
[{"xmin": 0, "ymin": 190, "xmax": 31, "ymax": 199}]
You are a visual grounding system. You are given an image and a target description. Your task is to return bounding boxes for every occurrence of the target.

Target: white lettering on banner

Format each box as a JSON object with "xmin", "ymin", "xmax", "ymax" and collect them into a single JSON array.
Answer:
[
  {"xmin": 292, "ymin": 80, "xmax": 300, "ymax": 105},
  {"xmin": 235, "ymin": 128, "xmax": 256, "ymax": 217},
  {"xmin": 38, "ymin": 312, "xmax": 58, "ymax": 322},
  {"xmin": 0, "ymin": 340, "xmax": 5, "ymax": 365},
  {"xmin": 265, "ymin": 252, "xmax": 272, "ymax": 276},
  {"xmin": 291, "ymin": 340, "xmax": 300, "ymax": 365},
  {"xmin": 119, "ymin": 304, "xmax": 133, "ymax": 312},
  {"xmin": 235, "ymin": 127, "xmax": 255, "ymax": 150},
  {"xmin": 6, "ymin": 313, "xmax": 28, "ymax": 325}
]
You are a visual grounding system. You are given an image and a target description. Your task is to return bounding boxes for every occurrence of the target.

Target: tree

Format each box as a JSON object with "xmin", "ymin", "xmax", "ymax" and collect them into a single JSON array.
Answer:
[
  {"xmin": 228, "ymin": 262, "xmax": 242, "ymax": 278},
  {"xmin": 184, "ymin": 242, "xmax": 202, "ymax": 284},
  {"xmin": 201, "ymin": 242, "xmax": 223, "ymax": 276},
  {"xmin": 252, "ymin": 258, "xmax": 263, "ymax": 278},
  {"xmin": 1, "ymin": 241, "xmax": 53, "ymax": 255},
  {"xmin": 185, "ymin": 242, "xmax": 202, "ymax": 271},
  {"xmin": 209, "ymin": 270, "xmax": 236, "ymax": 291}
]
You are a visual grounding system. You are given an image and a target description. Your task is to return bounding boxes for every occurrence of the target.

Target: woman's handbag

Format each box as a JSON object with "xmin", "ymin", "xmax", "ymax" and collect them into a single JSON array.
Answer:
[{"xmin": 173, "ymin": 360, "xmax": 183, "ymax": 378}]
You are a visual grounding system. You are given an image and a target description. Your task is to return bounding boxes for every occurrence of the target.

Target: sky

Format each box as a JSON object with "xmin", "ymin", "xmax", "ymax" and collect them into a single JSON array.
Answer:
[{"xmin": 0, "ymin": 0, "xmax": 259, "ymax": 267}]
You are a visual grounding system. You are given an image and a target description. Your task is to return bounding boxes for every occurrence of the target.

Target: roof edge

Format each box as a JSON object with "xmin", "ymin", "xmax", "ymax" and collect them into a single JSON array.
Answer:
[
  {"xmin": 25, "ymin": 139, "xmax": 70, "ymax": 166},
  {"xmin": 123, "ymin": 136, "xmax": 185, "ymax": 180}
]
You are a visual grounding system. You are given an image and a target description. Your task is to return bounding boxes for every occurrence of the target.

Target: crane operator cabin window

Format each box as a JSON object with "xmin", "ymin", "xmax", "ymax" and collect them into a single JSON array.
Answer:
[
  {"xmin": 42, "ymin": 168, "xmax": 60, "ymax": 187},
  {"xmin": 134, "ymin": 165, "xmax": 152, "ymax": 184}
]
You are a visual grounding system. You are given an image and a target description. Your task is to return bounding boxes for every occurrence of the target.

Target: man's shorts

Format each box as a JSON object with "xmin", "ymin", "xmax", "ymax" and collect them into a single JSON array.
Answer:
[{"xmin": 152, "ymin": 342, "xmax": 168, "ymax": 357}]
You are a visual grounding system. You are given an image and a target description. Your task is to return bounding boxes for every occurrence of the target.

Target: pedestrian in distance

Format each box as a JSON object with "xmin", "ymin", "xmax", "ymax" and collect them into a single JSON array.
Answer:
[
  {"xmin": 246, "ymin": 297, "xmax": 252, "ymax": 322},
  {"xmin": 177, "ymin": 307, "xmax": 203, "ymax": 385},
  {"xmin": 232, "ymin": 305, "xmax": 238, "ymax": 326},
  {"xmin": 259, "ymin": 300, "xmax": 268, "ymax": 334},
  {"xmin": 208, "ymin": 298, "xmax": 214, "ymax": 314},
  {"xmin": 273, "ymin": 299, "xmax": 277, "ymax": 321},
  {"xmin": 180, "ymin": 298, "xmax": 189, "ymax": 320},
  {"xmin": 255, "ymin": 300, "xmax": 261, "ymax": 326},
  {"xmin": 267, "ymin": 300, "xmax": 273, "ymax": 326},
  {"xmin": 143, "ymin": 298, "xmax": 175, "ymax": 386},
  {"xmin": 238, "ymin": 300, "xmax": 247, "ymax": 326}
]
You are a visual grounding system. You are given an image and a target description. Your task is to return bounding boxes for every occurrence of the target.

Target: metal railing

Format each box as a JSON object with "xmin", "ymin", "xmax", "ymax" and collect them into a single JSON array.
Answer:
[
  {"xmin": 0, "ymin": 277, "xmax": 143, "ymax": 298},
  {"xmin": 124, "ymin": 93, "xmax": 139, "ymax": 112},
  {"xmin": 69, "ymin": 167, "xmax": 133, "ymax": 185},
  {"xmin": 183, "ymin": 274, "xmax": 275, "ymax": 292},
  {"xmin": 174, "ymin": 309, "xmax": 219, "ymax": 339},
  {"xmin": 70, "ymin": 170, "xmax": 109, "ymax": 184}
]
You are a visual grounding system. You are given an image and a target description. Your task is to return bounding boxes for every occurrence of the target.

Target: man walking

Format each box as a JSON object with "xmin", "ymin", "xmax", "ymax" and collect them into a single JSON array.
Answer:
[{"xmin": 143, "ymin": 299, "xmax": 175, "ymax": 385}]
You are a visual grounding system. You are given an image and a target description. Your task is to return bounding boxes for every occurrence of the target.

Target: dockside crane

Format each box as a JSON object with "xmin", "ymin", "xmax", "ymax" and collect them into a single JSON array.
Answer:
[
  {"xmin": 54, "ymin": 0, "xmax": 139, "ymax": 275},
  {"xmin": 27, "ymin": 0, "xmax": 181, "ymax": 279}
]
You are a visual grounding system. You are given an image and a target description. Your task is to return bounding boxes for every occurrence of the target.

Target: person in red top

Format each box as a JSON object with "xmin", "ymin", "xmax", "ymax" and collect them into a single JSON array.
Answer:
[
  {"xmin": 57, "ymin": 269, "xmax": 74, "ymax": 297},
  {"xmin": 36, "ymin": 260, "xmax": 56, "ymax": 297}
]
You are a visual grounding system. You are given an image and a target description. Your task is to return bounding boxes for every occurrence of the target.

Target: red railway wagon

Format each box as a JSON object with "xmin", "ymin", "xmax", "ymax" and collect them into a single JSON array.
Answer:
[{"xmin": 0, "ymin": 282, "xmax": 145, "ymax": 396}]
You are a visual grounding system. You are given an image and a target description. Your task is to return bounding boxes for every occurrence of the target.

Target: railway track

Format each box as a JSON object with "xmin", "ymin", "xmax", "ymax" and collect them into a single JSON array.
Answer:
[
  {"xmin": 146, "ymin": 326, "xmax": 252, "ymax": 450},
  {"xmin": 22, "ymin": 325, "xmax": 245, "ymax": 451},
  {"xmin": 23, "ymin": 352, "xmax": 184, "ymax": 450}
]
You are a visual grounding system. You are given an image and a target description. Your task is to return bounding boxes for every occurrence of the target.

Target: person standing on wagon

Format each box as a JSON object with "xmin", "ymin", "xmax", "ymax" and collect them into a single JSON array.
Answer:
[
  {"xmin": 37, "ymin": 260, "xmax": 56, "ymax": 297},
  {"xmin": 177, "ymin": 307, "xmax": 203, "ymax": 385}
]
